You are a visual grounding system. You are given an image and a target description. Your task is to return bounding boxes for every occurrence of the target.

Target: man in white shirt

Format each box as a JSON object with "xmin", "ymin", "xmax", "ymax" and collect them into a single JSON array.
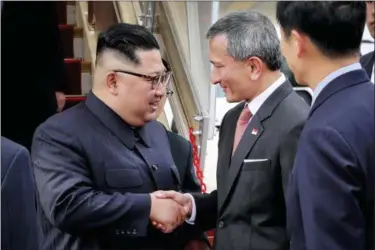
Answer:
[
  {"xmin": 154, "ymin": 11, "xmax": 309, "ymax": 250},
  {"xmin": 361, "ymin": 1, "xmax": 375, "ymax": 83}
]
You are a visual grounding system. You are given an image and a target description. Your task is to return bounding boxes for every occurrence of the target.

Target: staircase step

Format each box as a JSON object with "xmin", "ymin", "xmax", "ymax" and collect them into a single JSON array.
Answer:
[
  {"xmin": 59, "ymin": 24, "xmax": 74, "ymax": 58},
  {"xmin": 63, "ymin": 95, "xmax": 86, "ymax": 111},
  {"xmin": 59, "ymin": 25, "xmax": 84, "ymax": 59},
  {"xmin": 64, "ymin": 59, "xmax": 92, "ymax": 95},
  {"xmin": 206, "ymin": 230, "xmax": 215, "ymax": 246},
  {"xmin": 64, "ymin": 59, "xmax": 82, "ymax": 95}
]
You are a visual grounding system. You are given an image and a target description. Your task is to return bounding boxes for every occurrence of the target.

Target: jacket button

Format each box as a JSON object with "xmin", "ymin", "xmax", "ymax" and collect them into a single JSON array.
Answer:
[
  {"xmin": 151, "ymin": 164, "xmax": 158, "ymax": 171},
  {"xmin": 218, "ymin": 221, "xmax": 224, "ymax": 229}
]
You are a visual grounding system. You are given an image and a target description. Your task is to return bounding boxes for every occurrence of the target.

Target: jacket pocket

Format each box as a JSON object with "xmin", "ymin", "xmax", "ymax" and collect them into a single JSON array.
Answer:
[{"xmin": 105, "ymin": 169, "xmax": 143, "ymax": 188}]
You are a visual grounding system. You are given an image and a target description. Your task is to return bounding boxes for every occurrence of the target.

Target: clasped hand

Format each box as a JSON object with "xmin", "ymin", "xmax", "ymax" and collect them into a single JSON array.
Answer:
[{"xmin": 150, "ymin": 190, "xmax": 193, "ymax": 233}]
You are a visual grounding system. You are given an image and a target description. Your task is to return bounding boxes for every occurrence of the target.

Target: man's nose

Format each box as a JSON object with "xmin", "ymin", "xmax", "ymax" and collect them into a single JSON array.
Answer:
[
  {"xmin": 210, "ymin": 73, "xmax": 221, "ymax": 85},
  {"xmin": 154, "ymin": 85, "xmax": 166, "ymax": 97}
]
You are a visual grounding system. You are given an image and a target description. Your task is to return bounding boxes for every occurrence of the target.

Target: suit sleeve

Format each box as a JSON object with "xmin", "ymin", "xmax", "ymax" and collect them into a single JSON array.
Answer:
[
  {"xmin": 279, "ymin": 122, "xmax": 305, "ymax": 197},
  {"xmin": 1, "ymin": 147, "xmax": 41, "ymax": 250},
  {"xmin": 31, "ymin": 126, "xmax": 151, "ymax": 236},
  {"xmin": 295, "ymin": 126, "xmax": 364, "ymax": 250},
  {"xmin": 192, "ymin": 191, "xmax": 218, "ymax": 231}
]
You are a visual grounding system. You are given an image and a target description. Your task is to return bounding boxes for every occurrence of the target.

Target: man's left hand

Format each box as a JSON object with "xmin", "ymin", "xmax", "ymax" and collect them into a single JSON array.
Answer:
[{"xmin": 185, "ymin": 240, "xmax": 211, "ymax": 250}]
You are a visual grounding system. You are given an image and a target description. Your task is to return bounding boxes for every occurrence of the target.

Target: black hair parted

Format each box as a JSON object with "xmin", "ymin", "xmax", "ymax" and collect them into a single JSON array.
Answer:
[
  {"xmin": 96, "ymin": 23, "xmax": 160, "ymax": 65},
  {"xmin": 276, "ymin": 1, "xmax": 366, "ymax": 58}
]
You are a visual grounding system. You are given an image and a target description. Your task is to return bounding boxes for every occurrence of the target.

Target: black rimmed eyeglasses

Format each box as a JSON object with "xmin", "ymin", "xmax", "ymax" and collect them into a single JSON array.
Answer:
[{"xmin": 113, "ymin": 69, "xmax": 172, "ymax": 89}]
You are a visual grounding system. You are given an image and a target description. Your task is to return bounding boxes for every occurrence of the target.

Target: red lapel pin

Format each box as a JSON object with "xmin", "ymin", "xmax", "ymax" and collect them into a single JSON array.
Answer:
[{"xmin": 251, "ymin": 128, "xmax": 258, "ymax": 135}]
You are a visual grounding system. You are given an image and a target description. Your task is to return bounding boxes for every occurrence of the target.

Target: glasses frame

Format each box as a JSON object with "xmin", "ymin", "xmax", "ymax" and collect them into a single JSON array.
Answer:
[{"xmin": 113, "ymin": 69, "xmax": 172, "ymax": 89}]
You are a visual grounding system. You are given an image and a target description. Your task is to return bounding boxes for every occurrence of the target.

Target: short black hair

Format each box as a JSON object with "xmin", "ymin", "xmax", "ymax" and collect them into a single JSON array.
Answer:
[
  {"xmin": 276, "ymin": 2, "xmax": 366, "ymax": 58},
  {"xmin": 162, "ymin": 59, "xmax": 170, "ymax": 72},
  {"xmin": 96, "ymin": 23, "xmax": 160, "ymax": 65}
]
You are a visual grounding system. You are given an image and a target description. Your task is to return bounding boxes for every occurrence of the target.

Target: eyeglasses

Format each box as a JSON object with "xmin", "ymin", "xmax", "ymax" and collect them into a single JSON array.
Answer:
[
  {"xmin": 166, "ymin": 88, "xmax": 174, "ymax": 96},
  {"xmin": 113, "ymin": 69, "xmax": 172, "ymax": 89}
]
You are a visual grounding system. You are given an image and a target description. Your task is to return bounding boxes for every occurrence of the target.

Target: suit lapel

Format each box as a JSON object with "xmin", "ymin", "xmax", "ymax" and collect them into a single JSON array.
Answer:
[
  {"xmin": 85, "ymin": 91, "xmax": 136, "ymax": 149},
  {"xmin": 217, "ymin": 104, "xmax": 243, "ymax": 208},
  {"xmin": 219, "ymin": 81, "xmax": 293, "ymax": 212}
]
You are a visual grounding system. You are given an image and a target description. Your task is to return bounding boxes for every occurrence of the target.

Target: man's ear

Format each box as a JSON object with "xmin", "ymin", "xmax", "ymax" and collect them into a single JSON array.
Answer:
[
  {"xmin": 245, "ymin": 57, "xmax": 263, "ymax": 81},
  {"xmin": 291, "ymin": 30, "xmax": 305, "ymax": 58},
  {"xmin": 106, "ymin": 72, "xmax": 118, "ymax": 95}
]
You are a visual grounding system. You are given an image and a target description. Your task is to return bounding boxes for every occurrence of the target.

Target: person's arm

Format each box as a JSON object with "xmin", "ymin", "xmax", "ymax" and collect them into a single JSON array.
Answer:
[
  {"xmin": 1, "ymin": 146, "xmax": 41, "ymax": 250},
  {"xmin": 296, "ymin": 126, "xmax": 365, "ymax": 250},
  {"xmin": 279, "ymin": 122, "xmax": 305, "ymax": 197},
  {"xmin": 191, "ymin": 191, "xmax": 218, "ymax": 231},
  {"xmin": 31, "ymin": 125, "xmax": 151, "ymax": 236}
]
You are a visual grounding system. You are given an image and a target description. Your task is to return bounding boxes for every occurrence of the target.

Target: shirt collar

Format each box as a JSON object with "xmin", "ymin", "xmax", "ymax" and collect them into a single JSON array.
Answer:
[
  {"xmin": 312, "ymin": 62, "xmax": 362, "ymax": 106},
  {"xmin": 247, "ymin": 74, "xmax": 286, "ymax": 115},
  {"xmin": 85, "ymin": 91, "xmax": 150, "ymax": 148}
]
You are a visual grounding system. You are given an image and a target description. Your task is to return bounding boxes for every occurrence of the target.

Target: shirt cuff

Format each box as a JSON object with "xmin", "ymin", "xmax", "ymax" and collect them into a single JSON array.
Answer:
[{"xmin": 184, "ymin": 193, "xmax": 196, "ymax": 225}]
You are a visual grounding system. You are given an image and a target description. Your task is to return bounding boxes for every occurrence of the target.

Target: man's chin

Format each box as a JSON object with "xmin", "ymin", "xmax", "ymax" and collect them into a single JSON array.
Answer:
[
  {"xmin": 145, "ymin": 112, "xmax": 157, "ymax": 122},
  {"xmin": 226, "ymin": 95, "xmax": 241, "ymax": 103}
]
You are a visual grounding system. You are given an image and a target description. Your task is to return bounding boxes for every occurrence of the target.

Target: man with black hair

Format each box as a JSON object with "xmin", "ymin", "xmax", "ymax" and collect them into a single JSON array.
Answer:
[
  {"xmin": 31, "ymin": 23, "xmax": 205, "ymax": 250},
  {"xmin": 155, "ymin": 59, "xmax": 209, "ymax": 250},
  {"xmin": 361, "ymin": 1, "xmax": 375, "ymax": 82},
  {"xmin": 277, "ymin": 2, "xmax": 374, "ymax": 250}
]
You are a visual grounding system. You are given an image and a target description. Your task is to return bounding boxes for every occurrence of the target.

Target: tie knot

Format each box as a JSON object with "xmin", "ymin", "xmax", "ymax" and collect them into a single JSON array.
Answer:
[{"xmin": 238, "ymin": 106, "xmax": 252, "ymax": 124}]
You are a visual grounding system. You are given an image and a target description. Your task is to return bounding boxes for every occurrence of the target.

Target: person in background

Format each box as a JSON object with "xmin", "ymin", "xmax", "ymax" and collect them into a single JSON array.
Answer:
[
  {"xmin": 1, "ymin": 137, "xmax": 41, "ymax": 250},
  {"xmin": 1, "ymin": 2, "xmax": 66, "ymax": 150},
  {"xmin": 156, "ymin": 59, "xmax": 210, "ymax": 250},
  {"xmin": 155, "ymin": 10, "xmax": 309, "ymax": 250},
  {"xmin": 277, "ymin": 2, "xmax": 374, "ymax": 250},
  {"xmin": 31, "ymin": 23, "xmax": 207, "ymax": 250},
  {"xmin": 361, "ymin": 1, "xmax": 375, "ymax": 82}
]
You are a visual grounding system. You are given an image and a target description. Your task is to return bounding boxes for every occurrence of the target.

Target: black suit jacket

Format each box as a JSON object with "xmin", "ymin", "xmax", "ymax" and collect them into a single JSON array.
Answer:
[
  {"xmin": 166, "ymin": 130, "xmax": 201, "ymax": 193},
  {"xmin": 31, "ymin": 92, "xmax": 203, "ymax": 250},
  {"xmin": 1, "ymin": 137, "xmax": 41, "ymax": 250},
  {"xmin": 193, "ymin": 81, "xmax": 309, "ymax": 250},
  {"xmin": 1, "ymin": 2, "xmax": 66, "ymax": 150},
  {"xmin": 288, "ymin": 70, "xmax": 374, "ymax": 250},
  {"xmin": 360, "ymin": 51, "xmax": 374, "ymax": 80}
]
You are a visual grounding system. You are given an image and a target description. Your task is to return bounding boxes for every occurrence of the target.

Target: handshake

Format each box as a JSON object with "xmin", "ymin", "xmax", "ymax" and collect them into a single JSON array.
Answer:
[{"xmin": 149, "ymin": 190, "xmax": 194, "ymax": 233}]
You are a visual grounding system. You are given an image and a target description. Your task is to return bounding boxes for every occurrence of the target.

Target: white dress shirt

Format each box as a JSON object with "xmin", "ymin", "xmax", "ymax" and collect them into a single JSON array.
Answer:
[{"xmin": 186, "ymin": 73, "xmax": 287, "ymax": 224}]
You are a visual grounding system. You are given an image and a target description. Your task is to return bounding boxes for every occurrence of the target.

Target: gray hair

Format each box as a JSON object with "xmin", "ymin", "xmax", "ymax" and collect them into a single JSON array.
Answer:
[{"xmin": 206, "ymin": 10, "xmax": 282, "ymax": 70}]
